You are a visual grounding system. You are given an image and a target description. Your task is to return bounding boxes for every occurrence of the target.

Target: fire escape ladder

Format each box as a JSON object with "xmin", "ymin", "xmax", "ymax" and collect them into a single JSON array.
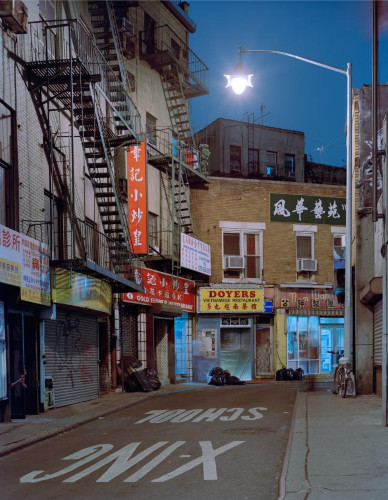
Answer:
[
  {"xmin": 87, "ymin": 83, "xmax": 133, "ymax": 255},
  {"xmin": 161, "ymin": 65, "xmax": 192, "ymax": 142}
]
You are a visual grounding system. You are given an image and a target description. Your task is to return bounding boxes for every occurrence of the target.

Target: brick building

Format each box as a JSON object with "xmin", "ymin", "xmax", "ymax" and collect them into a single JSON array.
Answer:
[
  {"xmin": 191, "ymin": 119, "xmax": 347, "ymax": 383},
  {"xmin": 0, "ymin": 0, "xmax": 208, "ymax": 421}
]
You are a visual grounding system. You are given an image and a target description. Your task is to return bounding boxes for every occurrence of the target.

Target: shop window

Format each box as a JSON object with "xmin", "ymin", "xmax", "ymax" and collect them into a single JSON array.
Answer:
[{"xmin": 287, "ymin": 316, "xmax": 319, "ymax": 374}]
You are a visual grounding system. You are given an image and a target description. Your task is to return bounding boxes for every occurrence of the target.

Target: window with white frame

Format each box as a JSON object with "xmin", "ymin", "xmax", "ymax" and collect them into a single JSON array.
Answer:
[
  {"xmin": 220, "ymin": 222, "xmax": 265, "ymax": 281},
  {"xmin": 294, "ymin": 225, "xmax": 317, "ymax": 273}
]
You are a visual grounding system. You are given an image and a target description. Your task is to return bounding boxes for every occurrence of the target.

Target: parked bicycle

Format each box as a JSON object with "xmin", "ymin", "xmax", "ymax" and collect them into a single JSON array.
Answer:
[{"xmin": 328, "ymin": 349, "xmax": 355, "ymax": 397}]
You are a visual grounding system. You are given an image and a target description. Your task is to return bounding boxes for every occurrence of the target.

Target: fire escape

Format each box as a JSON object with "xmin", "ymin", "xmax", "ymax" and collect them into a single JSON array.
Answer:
[
  {"xmin": 139, "ymin": 17, "xmax": 209, "ymax": 274},
  {"xmin": 19, "ymin": 18, "xmax": 143, "ymax": 292}
]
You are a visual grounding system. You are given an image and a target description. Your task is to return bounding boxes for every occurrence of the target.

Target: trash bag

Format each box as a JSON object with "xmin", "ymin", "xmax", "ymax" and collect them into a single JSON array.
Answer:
[
  {"xmin": 208, "ymin": 367, "xmax": 226, "ymax": 386},
  {"xmin": 144, "ymin": 366, "xmax": 161, "ymax": 390},
  {"xmin": 294, "ymin": 367, "xmax": 304, "ymax": 380}
]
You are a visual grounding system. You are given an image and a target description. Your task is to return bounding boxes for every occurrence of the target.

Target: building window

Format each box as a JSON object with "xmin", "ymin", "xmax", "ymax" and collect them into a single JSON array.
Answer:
[
  {"xmin": 148, "ymin": 212, "xmax": 158, "ymax": 250},
  {"xmin": 294, "ymin": 225, "xmax": 317, "ymax": 273},
  {"xmin": 146, "ymin": 112, "xmax": 157, "ymax": 146},
  {"xmin": 230, "ymin": 145, "xmax": 241, "ymax": 171},
  {"xmin": 333, "ymin": 233, "xmax": 346, "ymax": 269},
  {"xmin": 222, "ymin": 230, "xmax": 262, "ymax": 280},
  {"xmin": 0, "ymin": 101, "xmax": 15, "ymax": 227},
  {"xmin": 170, "ymin": 38, "xmax": 180, "ymax": 59},
  {"xmin": 44, "ymin": 192, "xmax": 63, "ymax": 260},
  {"xmin": 248, "ymin": 148, "xmax": 259, "ymax": 174},
  {"xmin": 285, "ymin": 154, "xmax": 295, "ymax": 176},
  {"xmin": 296, "ymin": 233, "xmax": 313, "ymax": 259},
  {"xmin": 266, "ymin": 151, "xmax": 277, "ymax": 176},
  {"xmin": 39, "ymin": 0, "xmax": 55, "ymax": 19}
]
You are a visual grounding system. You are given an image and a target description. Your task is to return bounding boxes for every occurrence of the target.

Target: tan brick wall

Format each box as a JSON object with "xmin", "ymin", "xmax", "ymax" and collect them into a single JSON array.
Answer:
[{"xmin": 191, "ymin": 177, "xmax": 346, "ymax": 285}]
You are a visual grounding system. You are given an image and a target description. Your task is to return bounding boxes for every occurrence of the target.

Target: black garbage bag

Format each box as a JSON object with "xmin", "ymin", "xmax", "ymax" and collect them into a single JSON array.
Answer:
[
  {"xmin": 294, "ymin": 367, "xmax": 304, "ymax": 380},
  {"xmin": 208, "ymin": 367, "xmax": 226, "ymax": 386},
  {"xmin": 144, "ymin": 366, "xmax": 161, "ymax": 390}
]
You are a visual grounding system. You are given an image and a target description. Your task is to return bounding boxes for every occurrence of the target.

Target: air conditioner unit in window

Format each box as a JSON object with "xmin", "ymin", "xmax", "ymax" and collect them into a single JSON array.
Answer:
[
  {"xmin": 118, "ymin": 17, "xmax": 135, "ymax": 37},
  {"xmin": 224, "ymin": 256, "xmax": 245, "ymax": 269},
  {"xmin": 297, "ymin": 258, "xmax": 317, "ymax": 272}
]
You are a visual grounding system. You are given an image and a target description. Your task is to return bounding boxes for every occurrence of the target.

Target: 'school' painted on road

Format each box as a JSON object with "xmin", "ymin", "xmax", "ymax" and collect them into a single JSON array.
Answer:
[{"xmin": 134, "ymin": 407, "xmax": 268, "ymax": 424}]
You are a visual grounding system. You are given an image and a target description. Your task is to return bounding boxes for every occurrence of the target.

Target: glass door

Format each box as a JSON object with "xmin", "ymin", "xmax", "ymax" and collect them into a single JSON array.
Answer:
[
  {"xmin": 255, "ymin": 325, "xmax": 272, "ymax": 375},
  {"xmin": 320, "ymin": 321, "xmax": 344, "ymax": 373}
]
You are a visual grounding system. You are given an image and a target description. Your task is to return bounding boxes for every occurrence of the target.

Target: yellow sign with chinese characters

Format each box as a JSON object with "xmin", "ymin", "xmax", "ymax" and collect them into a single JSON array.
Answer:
[
  {"xmin": 51, "ymin": 268, "xmax": 112, "ymax": 314},
  {"xmin": 200, "ymin": 288, "xmax": 264, "ymax": 313}
]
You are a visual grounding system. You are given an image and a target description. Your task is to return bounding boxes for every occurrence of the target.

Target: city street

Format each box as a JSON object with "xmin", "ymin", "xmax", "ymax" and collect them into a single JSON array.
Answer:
[{"xmin": 0, "ymin": 384, "xmax": 297, "ymax": 500}]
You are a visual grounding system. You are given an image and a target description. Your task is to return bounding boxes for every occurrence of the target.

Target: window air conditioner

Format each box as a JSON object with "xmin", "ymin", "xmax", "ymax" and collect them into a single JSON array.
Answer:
[
  {"xmin": 224, "ymin": 256, "xmax": 245, "ymax": 269},
  {"xmin": 0, "ymin": 0, "xmax": 28, "ymax": 34},
  {"xmin": 118, "ymin": 17, "xmax": 135, "ymax": 37},
  {"xmin": 296, "ymin": 258, "xmax": 317, "ymax": 272}
]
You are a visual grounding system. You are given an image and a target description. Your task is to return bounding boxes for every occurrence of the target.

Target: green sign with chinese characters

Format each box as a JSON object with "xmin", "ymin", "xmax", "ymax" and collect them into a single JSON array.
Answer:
[{"xmin": 270, "ymin": 193, "xmax": 346, "ymax": 225}]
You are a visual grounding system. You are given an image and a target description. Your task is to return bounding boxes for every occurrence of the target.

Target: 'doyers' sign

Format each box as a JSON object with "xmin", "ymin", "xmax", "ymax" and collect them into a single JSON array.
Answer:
[
  {"xmin": 200, "ymin": 288, "xmax": 264, "ymax": 313},
  {"xmin": 122, "ymin": 267, "xmax": 195, "ymax": 312}
]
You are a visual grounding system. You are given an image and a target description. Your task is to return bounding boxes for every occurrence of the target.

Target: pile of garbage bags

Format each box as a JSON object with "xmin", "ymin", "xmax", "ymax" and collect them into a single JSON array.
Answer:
[
  {"xmin": 275, "ymin": 367, "xmax": 304, "ymax": 381},
  {"xmin": 118, "ymin": 355, "xmax": 161, "ymax": 393},
  {"xmin": 207, "ymin": 367, "xmax": 245, "ymax": 386}
]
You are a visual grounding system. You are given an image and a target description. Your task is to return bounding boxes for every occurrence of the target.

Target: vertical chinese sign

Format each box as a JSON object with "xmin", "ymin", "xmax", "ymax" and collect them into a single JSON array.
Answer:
[{"xmin": 127, "ymin": 141, "xmax": 147, "ymax": 254}]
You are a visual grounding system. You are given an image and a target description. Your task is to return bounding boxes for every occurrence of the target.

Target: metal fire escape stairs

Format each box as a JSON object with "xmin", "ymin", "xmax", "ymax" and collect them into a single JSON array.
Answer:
[
  {"xmin": 22, "ymin": 18, "xmax": 143, "ymax": 292},
  {"xmin": 140, "ymin": 23, "xmax": 209, "ymax": 274}
]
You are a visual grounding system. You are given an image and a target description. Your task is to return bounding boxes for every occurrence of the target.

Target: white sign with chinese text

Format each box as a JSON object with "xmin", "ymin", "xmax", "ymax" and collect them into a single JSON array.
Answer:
[
  {"xmin": 181, "ymin": 233, "xmax": 211, "ymax": 276},
  {"xmin": 0, "ymin": 224, "xmax": 50, "ymax": 305}
]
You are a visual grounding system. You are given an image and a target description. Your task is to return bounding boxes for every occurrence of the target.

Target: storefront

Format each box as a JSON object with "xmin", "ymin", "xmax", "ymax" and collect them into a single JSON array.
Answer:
[
  {"xmin": 0, "ymin": 224, "xmax": 50, "ymax": 421},
  {"xmin": 122, "ymin": 267, "xmax": 196, "ymax": 383},
  {"xmin": 195, "ymin": 286, "xmax": 269, "ymax": 382},
  {"xmin": 43, "ymin": 268, "xmax": 112, "ymax": 408},
  {"xmin": 269, "ymin": 286, "xmax": 345, "ymax": 376}
]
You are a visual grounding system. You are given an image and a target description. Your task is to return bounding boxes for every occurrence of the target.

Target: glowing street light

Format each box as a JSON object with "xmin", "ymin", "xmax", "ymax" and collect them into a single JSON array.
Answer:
[{"xmin": 225, "ymin": 46, "xmax": 353, "ymax": 363}]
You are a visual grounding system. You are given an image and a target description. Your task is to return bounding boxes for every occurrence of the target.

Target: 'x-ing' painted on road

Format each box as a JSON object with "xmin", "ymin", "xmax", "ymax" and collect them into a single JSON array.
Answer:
[
  {"xmin": 19, "ymin": 441, "xmax": 245, "ymax": 483},
  {"xmin": 135, "ymin": 407, "xmax": 268, "ymax": 424}
]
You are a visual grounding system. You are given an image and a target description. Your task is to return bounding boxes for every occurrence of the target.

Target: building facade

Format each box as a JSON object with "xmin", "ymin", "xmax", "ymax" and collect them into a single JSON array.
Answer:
[
  {"xmin": 0, "ymin": 0, "xmax": 208, "ymax": 421},
  {"xmin": 191, "ymin": 119, "xmax": 347, "ymax": 383}
]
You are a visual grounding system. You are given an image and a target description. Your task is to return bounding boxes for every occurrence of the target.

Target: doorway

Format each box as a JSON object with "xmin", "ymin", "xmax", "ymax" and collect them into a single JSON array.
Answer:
[
  {"xmin": 154, "ymin": 317, "xmax": 174, "ymax": 384},
  {"xmin": 220, "ymin": 329, "xmax": 251, "ymax": 380},
  {"xmin": 255, "ymin": 325, "xmax": 273, "ymax": 375},
  {"xmin": 320, "ymin": 319, "xmax": 344, "ymax": 373},
  {"xmin": 9, "ymin": 312, "xmax": 39, "ymax": 418}
]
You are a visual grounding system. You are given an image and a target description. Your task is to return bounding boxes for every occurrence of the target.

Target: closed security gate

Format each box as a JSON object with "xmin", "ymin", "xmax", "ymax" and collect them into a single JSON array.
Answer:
[
  {"xmin": 44, "ymin": 309, "xmax": 99, "ymax": 407},
  {"xmin": 373, "ymin": 300, "xmax": 383, "ymax": 367}
]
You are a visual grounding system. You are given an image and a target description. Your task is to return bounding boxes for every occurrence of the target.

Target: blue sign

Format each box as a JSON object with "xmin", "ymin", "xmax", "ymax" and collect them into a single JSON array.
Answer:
[{"xmin": 264, "ymin": 301, "xmax": 273, "ymax": 313}]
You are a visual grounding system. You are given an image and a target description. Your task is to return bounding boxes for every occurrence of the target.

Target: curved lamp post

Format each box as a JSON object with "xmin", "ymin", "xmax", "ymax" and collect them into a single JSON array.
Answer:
[{"xmin": 225, "ymin": 46, "xmax": 353, "ymax": 361}]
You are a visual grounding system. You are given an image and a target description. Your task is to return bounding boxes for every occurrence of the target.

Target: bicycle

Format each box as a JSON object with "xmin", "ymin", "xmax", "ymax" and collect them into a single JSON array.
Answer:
[{"xmin": 329, "ymin": 350, "xmax": 355, "ymax": 397}]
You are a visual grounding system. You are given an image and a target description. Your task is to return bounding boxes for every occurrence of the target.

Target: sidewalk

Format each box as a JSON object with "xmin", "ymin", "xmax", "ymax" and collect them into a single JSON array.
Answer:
[
  {"xmin": 0, "ymin": 383, "xmax": 204, "ymax": 457},
  {"xmin": 281, "ymin": 391, "xmax": 388, "ymax": 500}
]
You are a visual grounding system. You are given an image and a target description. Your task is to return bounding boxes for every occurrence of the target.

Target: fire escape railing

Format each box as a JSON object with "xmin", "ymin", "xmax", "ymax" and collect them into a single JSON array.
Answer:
[{"xmin": 139, "ymin": 24, "xmax": 208, "ymax": 96}]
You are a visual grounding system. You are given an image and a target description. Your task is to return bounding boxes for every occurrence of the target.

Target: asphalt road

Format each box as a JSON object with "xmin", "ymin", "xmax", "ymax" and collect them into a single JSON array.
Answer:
[{"xmin": 0, "ymin": 384, "xmax": 297, "ymax": 500}]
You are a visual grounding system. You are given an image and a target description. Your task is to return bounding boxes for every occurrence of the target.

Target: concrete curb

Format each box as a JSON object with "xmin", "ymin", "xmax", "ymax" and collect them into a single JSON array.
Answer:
[{"xmin": 277, "ymin": 389, "xmax": 300, "ymax": 500}]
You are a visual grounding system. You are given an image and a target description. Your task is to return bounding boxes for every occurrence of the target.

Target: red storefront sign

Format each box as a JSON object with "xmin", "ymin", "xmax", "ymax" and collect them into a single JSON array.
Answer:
[
  {"xmin": 123, "ymin": 267, "xmax": 196, "ymax": 312},
  {"xmin": 264, "ymin": 287, "xmax": 343, "ymax": 311},
  {"xmin": 127, "ymin": 141, "xmax": 147, "ymax": 254}
]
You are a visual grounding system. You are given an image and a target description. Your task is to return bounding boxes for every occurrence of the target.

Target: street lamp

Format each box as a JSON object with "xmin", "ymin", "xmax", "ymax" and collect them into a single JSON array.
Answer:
[{"xmin": 225, "ymin": 46, "xmax": 353, "ymax": 362}]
